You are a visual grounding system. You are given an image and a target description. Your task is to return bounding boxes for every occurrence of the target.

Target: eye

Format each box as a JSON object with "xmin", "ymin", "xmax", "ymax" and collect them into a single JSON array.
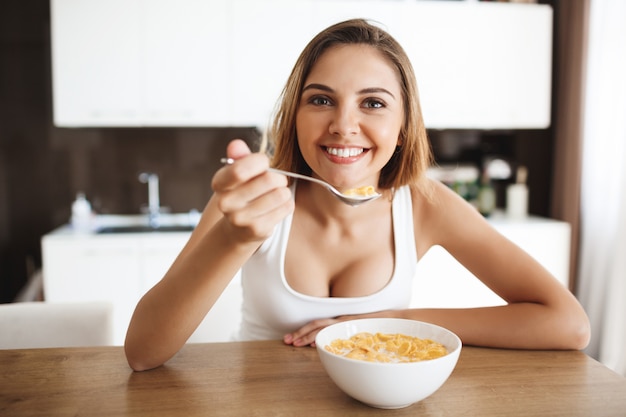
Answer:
[
  {"xmin": 309, "ymin": 95, "xmax": 332, "ymax": 106},
  {"xmin": 363, "ymin": 98, "xmax": 385, "ymax": 109}
]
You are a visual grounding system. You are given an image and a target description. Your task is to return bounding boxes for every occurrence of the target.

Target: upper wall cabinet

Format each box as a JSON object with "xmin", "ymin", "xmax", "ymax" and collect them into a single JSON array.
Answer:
[{"xmin": 50, "ymin": 0, "xmax": 552, "ymax": 129}]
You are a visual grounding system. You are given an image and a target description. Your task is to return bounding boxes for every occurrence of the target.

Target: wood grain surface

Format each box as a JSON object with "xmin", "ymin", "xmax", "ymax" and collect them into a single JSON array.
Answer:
[{"xmin": 1, "ymin": 341, "xmax": 625, "ymax": 416}]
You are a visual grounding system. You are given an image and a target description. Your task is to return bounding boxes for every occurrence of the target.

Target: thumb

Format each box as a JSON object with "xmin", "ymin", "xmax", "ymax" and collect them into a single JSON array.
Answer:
[{"xmin": 226, "ymin": 139, "xmax": 252, "ymax": 161}]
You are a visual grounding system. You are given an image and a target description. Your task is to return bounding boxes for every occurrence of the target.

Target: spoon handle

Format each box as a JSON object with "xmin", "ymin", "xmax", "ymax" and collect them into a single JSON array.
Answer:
[
  {"xmin": 220, "ymin": 157, "xmax": 380, "ymax": 206},
  {"xmin": 220, "ymin": 158, "xmax": 334, "ymax": 190},
  {"xmin": 266, "ymin": 168, "xmax": 334, "ymax": 190}
]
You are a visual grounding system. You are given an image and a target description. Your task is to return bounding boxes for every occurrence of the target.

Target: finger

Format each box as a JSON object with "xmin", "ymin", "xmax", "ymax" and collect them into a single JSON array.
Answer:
[
  {"xmin": 218, "ymin": 170, "xmax": 289, "ymax": 214},
  {"xmin": 294, "ymin": 330, "xmax": 320, "ymax": 347},
  {"xmin": 226, "ymin": 139, "xmax": 252, "ymax": 160},
  {"xmin": 222, "ymin": 186, "xmax": 294, "ymax": 240},
  {"xmin": 286, "ymin": 318, "xmax": 337, "ymax": 347},
  {"xmin": 211, "ymin": 138, "xmax": 254, "ymax": 193},
  {"xmin": 212, "ymin": 152, "xmax": 270, "ymax": 193}
]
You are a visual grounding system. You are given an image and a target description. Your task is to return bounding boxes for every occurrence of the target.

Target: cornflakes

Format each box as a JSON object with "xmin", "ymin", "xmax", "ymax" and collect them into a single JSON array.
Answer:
[
  {"xmin": 343, "ymin": 186, "xmax": 377, "ymax": 197},
  {"xmin": 325, "ymin": 332, "xmax": 448, "ymax": 363}
]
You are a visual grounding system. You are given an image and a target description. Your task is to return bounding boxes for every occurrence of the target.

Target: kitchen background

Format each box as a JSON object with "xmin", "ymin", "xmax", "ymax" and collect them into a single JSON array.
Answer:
[{"xmin": 1, "ymin": 0, "xmax": 557, "ymax": 303}]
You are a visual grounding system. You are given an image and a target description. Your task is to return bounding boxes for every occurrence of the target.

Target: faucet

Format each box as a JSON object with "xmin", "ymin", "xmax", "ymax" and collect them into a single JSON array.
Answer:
[{"xmin": 138, "ymin": 172, "xmax": 161, "ymax": 228}]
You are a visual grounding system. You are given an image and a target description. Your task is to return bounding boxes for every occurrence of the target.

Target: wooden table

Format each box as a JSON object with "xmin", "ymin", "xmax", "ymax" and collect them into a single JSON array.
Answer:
[{"xmin": 1, "ymin": 341, "xmax": 625, "ymax": 416}]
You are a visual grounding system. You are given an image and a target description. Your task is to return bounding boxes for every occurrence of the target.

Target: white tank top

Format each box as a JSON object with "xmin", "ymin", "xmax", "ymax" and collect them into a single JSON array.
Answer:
[{"xmin": 237, "ymin": 184, "xmax": 417, "ymax": 341}]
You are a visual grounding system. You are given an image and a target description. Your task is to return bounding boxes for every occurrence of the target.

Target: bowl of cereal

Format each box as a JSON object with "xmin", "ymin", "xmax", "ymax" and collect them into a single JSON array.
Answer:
[{"xmin": 315, "ymin": 318, "xmax": 462, "ymax": 409}]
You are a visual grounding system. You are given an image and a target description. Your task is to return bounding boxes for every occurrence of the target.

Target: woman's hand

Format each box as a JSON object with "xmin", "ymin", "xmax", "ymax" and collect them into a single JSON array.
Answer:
[
  {"xmin": 283, "ymin": 317, "xmax": 342, "ymax": 347},
  {"xmin": 284, "ymin": 313, "xmax": 384, "ymax": 347},
  {"xmin": 211, "ymin": 139, "xmax": 295, "ymax": 243}
]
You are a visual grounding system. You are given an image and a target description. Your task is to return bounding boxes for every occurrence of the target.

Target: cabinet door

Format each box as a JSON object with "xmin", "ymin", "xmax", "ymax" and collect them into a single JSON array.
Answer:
[
  {"xmin": 410, "ymin": 218, "xmax": 571, "ymax": 309},
  {"xmin": 140, "ymin": 0, "xmax": 231, "ymax": 126},
  {"xmin": 230, "ymin": 0, "xmax": 316, "ymax": 128},
  {"xmin": 491, "ymin": 219, "xmax": 571, "ymax": 286},
  {"xmin": 392, "ymin": 2, "xmax": 553, "ymax": 129},
  {"xmin": 50, "ymin": 0, "xmax": 143, "ymax": 126},
  {"xmin": 412, "ymin": 245, "xmax": 507, "ymax": 309},
  {"xmin": 42, "ymin": 236, "xmax": 142, "ymax": 344},
  {"xmin": 51, "ymin": 0, "xmax": 231, "ymax": 127}
]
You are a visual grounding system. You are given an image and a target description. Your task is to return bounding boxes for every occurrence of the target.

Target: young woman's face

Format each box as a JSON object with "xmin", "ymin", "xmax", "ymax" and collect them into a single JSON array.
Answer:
[{"xmin": 295, "ymin": 44, "xmax": 404, "ymax": 191}]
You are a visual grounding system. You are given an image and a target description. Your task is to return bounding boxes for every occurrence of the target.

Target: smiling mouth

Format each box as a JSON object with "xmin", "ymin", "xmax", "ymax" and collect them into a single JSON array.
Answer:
[{"xmin": 323, "ymin": 147, "xmax": 366, "ymax": 158}]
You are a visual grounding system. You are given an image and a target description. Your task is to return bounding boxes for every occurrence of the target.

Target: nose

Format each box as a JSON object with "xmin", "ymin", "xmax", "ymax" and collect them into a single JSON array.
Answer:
[{"xmin": 328, "ymin": 104, "xmax": 360, "ymax": 137}]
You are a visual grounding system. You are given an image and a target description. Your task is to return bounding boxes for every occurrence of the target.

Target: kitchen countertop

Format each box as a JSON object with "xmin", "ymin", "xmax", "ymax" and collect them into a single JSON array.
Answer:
[{"xmin": 46, "ymin": 212, "xmax": 201, "ymax": 236}]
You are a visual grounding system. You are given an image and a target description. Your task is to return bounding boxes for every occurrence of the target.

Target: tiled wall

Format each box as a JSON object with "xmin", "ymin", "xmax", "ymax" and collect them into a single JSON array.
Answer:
[{"xmin": 47, "ymin": 127, "xmax": 260, "ymax": 222}]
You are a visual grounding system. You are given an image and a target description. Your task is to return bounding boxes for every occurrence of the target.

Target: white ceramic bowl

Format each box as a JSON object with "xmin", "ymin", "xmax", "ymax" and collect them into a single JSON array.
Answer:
[{"xmin": 315, "ymin": 318, "xmax": 462, "ymax": 409}]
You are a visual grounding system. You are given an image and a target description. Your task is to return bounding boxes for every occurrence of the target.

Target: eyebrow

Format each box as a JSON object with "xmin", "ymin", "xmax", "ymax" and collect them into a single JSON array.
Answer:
[{"xmin": 302, "ymin": 83, "xmax": 396, "ymax": 100}]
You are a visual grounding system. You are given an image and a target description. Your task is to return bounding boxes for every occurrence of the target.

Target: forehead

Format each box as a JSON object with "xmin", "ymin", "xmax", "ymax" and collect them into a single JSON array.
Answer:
[{"xmin": 306, "ymin": 44, "xmax": 402, "ymax": 90}]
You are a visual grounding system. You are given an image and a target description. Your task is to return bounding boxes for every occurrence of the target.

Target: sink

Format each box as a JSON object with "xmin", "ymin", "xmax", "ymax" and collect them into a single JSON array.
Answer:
[
  {"xmin": 92, "ymin": 212, "xmax": 200, "ymax": 234},
  {"xmin": 96, "ymin": 224, "xmax": 195, "ymax": 234}
]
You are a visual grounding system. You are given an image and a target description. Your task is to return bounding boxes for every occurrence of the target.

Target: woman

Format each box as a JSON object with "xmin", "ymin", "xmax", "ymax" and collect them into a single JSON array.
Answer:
[{"xmin": 125, "ymin": 19, "xmax": 590, "ymax": 371}]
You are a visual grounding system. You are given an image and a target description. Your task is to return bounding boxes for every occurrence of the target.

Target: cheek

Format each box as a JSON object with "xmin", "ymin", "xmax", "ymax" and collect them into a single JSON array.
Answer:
[
  {"xmin": 372, "ymin": 119, "xmax": 402, "ymax": 148},
  {"xmin": 295, "ymin": 112, "xmax": 321, "ymax": 146}
]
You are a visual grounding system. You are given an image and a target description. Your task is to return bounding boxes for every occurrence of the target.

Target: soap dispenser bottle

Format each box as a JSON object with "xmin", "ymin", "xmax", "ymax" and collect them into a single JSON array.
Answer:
[
  {"xmin": 71, "ymin": 192, "xmax": 93, "ymax": 232},
  {"xmin": 506, "ymin": 166, "xmax": 528, "ymax": 219}
]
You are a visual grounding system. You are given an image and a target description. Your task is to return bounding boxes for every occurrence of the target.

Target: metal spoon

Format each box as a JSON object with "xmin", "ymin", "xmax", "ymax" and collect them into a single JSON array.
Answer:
[{"xmin": 220, "ymin": 158, "xmax": 381, "ymax": 207}]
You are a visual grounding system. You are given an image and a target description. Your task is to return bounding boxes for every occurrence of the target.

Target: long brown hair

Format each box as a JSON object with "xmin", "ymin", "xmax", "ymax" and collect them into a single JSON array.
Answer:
[{"xmin": 265, "ymin": 19, "xmax": 433, "ymax": 192}]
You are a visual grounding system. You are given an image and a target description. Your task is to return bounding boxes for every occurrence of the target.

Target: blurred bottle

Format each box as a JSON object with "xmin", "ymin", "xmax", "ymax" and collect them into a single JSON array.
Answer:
[
  {"xmin": 477, "ymin": 171, "xmax": 496, "ymax": 217},
  {"xmin": 71, "ymin": 192, "xmax": 93, "ymax": 232},
  {"xmin": 506, "ymin": 166, "xmax": 529, "ymax": 219}
]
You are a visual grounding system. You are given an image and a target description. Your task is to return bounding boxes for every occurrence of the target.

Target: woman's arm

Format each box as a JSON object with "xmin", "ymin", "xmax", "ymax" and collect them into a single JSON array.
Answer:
[
  {"xmin": 404, "ymin": 180, "xmax": 590, "ymax": 350},
  {"xmin": 124, "ymin": 140, "xmax": 294, "ymax": 371}
]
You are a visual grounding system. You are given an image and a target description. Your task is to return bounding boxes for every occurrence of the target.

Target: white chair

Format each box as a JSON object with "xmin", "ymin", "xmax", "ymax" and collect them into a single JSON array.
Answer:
[{"xmin": 0, "ymin": 301, "xmax": 114, "ymax": 349}]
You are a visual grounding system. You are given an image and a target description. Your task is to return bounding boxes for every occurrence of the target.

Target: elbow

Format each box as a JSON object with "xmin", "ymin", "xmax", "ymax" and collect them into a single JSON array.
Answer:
[
  {"xmin": 126, "ymin": 357, "xmax": 153, "ymax": 372},
  {"xmin": 125, "ymin": 352, "xmax": 143, "ymax": 372},
  {"xmin": 127, "ymin": 361, "xmax": 149, "ymax": 372},
  {"xmin": 124, "ymin": 337, "xmax": 165, "ymax": 372},
  {"xmin": 125, "ymin": 348, "xmax": 163, "ymax": 372},
  {"xmin": 125, "ymin": 345, "xmax": 155, "ymax": 372},
  {"xmin": 559, "ymin": 308, "xmax": 591, "ymax": 351},
  {"xmin": 569, "ymin": 316, "xmax": 591, "ymax": 351}
]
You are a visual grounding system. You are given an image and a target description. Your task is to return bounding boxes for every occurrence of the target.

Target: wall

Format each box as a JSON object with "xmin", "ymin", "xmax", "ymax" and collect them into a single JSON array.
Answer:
[{"xmin": 0, "ymin": 0, "xmax": 557, "ymax": 303}]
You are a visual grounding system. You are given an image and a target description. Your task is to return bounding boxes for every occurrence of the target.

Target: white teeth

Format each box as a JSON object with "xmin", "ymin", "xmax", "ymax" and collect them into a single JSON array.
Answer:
[{"xmin": 326, "ymin": 147, "xmax": 364, "ymax": 158}]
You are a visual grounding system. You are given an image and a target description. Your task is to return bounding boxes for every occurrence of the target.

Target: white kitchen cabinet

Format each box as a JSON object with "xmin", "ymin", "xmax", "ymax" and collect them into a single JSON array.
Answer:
[
  {"xmin": 50, "ymin": 0, "xmax": 232, "ymax": 127},
  {"xmin": 229, "ymin": 0, "xmax": 316, "ymax": 128},
  {"xmin": 42, "ymin": 213, "xmax": 570, "ymax": 345},
  {"xmin": 42, "ymin": 227, "xmax": 242, "ymax": 345},
  {"xmin": 411, "ymin": 213, "xmax": 571, "ymax": 309},
  {"xmin": 42, "ymin": 234, "xmax": 143, "ymax": 344},
  {"xmin": 50, "ymin": 0, "xmax": 552, "ymax": 129}
]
